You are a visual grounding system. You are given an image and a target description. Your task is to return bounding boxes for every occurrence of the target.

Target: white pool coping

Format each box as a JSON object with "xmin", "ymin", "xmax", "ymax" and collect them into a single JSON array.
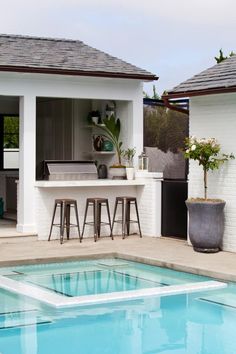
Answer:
[{"xmin": 0, "ymin": 275, "xmax": 227, "ymax": 308}]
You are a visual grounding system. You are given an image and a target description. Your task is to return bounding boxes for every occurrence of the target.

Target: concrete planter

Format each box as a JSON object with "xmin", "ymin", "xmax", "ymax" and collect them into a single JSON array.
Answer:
[
  {"xmin": 109, "ymin": 167, "xmax": 126, "ymax": 179},
  {"xmin": 186, "ymin": 199, "xmax": 226, "ymax": 253}
]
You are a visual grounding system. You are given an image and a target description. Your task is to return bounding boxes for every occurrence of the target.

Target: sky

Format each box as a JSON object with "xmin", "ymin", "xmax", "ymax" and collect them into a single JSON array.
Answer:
[{"xmin": 1, "ymin": 0, "xmax": 236, "ymax": 96}]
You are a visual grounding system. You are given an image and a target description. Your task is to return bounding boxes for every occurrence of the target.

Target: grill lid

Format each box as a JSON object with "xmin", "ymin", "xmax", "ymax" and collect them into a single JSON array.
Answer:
[{"xmin": 43, "ymin": 160, "xmax": 98, "ymax": 180}]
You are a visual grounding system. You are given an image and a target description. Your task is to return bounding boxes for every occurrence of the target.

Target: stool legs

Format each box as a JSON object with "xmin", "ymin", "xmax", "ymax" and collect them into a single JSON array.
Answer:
[
  {"xmin": 48, "ymin": 200, "xmax": 81, "ymax": 244},
  {"xmin": 112, "ymin": 197, "xmax": 142, "ymax": 239},
  {"xmin": 82, "ymin": 199, "xmax": 113, "ymax": 241},
  {"xmin": 66, "ymin": 203, "xmax": 71, "ymax": 240},
  {"xmin": 74, "ymin": 202, "xmax": 82, "ymax": 242},
  {"xmin": 48, "ymin": 202, "xmax": 58, "ymax": 241},
  {"xmin": 135, "ymin": 200, "xmax": 142, "ymax": 238},
  {"xmin": 60, "ymin": 202, "xmax": 66, "ymax": 244},
  {"xmin": 122, "ymin": 200, "xmax": 127, "ymax": 239},
  {"xmin": 106, "ymin": 200, "xmax": 113, "ymax": 240},
  {"xmin": 111, "ymin": 200, "xmax": 118, "ymax": 234},
  {"xmin": 126, "ymin": 201, "xmax": 131, "ymax": 236},
  {"xmin": 81, "ymin": 200, "xmax": 89, "ymax": 239},
  {"xmin": 93, "ymin": 201, "xmax": 98, "ymax": 242}
]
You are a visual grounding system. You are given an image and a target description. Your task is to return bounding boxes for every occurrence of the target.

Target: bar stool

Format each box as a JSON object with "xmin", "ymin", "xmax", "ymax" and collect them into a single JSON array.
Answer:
[
  {"xmin": 48, "ymin": 199, "xmax": 81, "ymax": 244},
  {"xmin": 81, "ymin": 198, "xmax": 113, "ymax": 242},
  {"xmin": 112, "ymin": 196, "xmax": 142, "ymax": 239}
]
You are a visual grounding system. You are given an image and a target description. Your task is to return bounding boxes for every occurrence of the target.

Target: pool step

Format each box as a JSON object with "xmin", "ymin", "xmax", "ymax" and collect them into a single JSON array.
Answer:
[{"xmin": 0, "ymin": 275, "xmax": 227, "ymax": 308}]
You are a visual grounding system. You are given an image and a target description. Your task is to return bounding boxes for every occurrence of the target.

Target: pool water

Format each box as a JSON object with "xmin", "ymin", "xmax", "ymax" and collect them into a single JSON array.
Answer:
[
  {"xmin": 1, "ymin": 258, "xmax": 208, "ymax": 297},
  {"xmin": 0, "ymin": 259, "xmax": 235, "ymax": 354}
]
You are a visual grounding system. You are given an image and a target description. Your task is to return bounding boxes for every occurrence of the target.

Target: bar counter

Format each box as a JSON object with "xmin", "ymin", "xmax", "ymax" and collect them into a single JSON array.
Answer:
[
  {"xmin": 34, "ymin": 179, "xmax": 147, "ymax": 188},
  {"xmin": 32, "ymin": 174, "xmax": 163, "ymax": 240}
]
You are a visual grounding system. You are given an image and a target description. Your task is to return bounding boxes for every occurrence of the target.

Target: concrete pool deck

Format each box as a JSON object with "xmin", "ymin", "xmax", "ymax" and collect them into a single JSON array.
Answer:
[{"xmin": 0, "ymin": 236, "xmax": 236, "ymax": 282}]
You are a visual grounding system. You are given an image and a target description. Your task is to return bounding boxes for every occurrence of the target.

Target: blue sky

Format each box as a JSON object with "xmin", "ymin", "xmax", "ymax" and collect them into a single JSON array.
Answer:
[{"xmin": 1, "ymin": 0, "xmax": 236, "ymax": 95}]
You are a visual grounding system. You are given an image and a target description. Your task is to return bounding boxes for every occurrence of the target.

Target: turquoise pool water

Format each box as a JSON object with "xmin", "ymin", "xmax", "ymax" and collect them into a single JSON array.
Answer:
[{"xmin": 0, "ymin": 259, "xmax": 235, "ymax": 353}]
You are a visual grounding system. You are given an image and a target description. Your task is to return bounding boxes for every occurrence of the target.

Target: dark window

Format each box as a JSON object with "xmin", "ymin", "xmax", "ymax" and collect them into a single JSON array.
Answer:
[{"xmin": 0, "ymin": 115, "xmax": 19, "ymax": 170}]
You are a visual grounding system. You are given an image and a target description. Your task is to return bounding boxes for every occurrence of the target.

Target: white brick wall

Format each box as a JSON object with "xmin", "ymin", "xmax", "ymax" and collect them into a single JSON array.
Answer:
[
  {"xmin": 189, "ymin": 93, "xmax": 236, "ymax": 251},
  {"xmin": 34, "ymin": 179, "xmax": 162, "ymax": 240}
]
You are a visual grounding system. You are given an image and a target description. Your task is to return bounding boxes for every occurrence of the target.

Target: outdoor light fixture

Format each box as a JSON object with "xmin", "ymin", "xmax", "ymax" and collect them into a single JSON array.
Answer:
[{"xmin": 138, "ymin": 151, "xmax": 149, "ymax": 171}]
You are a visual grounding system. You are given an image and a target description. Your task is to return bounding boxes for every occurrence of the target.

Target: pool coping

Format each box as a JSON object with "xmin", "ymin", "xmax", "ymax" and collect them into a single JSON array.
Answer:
[{"xmin": 0, "ymin": 251, "xmax": 236, "ymax": 283}]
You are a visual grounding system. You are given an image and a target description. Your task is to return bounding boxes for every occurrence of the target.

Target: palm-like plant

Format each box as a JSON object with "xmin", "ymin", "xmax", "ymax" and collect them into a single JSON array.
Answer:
[{"xmin": 97, "ymin": 115, "xmax": 123, "ymax": 166}]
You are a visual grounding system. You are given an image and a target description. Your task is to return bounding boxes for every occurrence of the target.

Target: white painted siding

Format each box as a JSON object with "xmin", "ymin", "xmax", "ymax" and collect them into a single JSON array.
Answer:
[{"xmin": 189, "ymin": 93, "xmax": 236, "ymax": 251}]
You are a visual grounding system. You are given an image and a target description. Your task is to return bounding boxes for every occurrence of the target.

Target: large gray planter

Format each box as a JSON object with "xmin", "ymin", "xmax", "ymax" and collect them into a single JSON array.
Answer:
[{"xmin": 186, "ymin": 200, "xmax": 226, "ymax": 253}]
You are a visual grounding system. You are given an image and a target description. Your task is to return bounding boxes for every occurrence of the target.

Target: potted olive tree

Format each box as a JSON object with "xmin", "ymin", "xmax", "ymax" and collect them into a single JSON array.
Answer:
[
  {"xmin": 96, "ymin": 115, "xmax": 126, "ymax": 179},
  {"xmin": 184, "ymin": 137, "xmax": 234, "ymax": 253},
  {"xmin": 123, "ymin": 148, "xmax": 136, "ymax": 180}
]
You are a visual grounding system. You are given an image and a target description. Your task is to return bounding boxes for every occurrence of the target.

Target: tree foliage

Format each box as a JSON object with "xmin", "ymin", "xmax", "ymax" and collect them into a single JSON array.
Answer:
[
  {"xmin": 184, "ymin": 137, "xmax": 234, "ymax": 199},
  {"xmin": 3, "ymin": 117, "xmax": 19, "ymax": 148},
  {"xmin": 144, "ymin": 105, "xmax": 188, "ymax": 153},
  {"xmin": 143, "ymin": 85, "xmax": 160, "ymax": 99},
  {"xmin": 215, "ymin": 49, "xmax": 235, "ymax": 63}
]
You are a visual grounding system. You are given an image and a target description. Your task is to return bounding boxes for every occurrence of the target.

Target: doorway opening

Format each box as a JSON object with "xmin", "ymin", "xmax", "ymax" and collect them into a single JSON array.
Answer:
[{"xmin": 0, "ymin": 96, "xmax": 19, "ymax": 236}]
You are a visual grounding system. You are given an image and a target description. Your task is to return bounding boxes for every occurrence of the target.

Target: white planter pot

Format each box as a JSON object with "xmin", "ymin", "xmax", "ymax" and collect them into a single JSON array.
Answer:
[
  {"xmin": 126, "ymin": 167, "xmax": 135, "ymax": 180},
  {"xmin": 109, "ymin": 167, "xmax": 126, "ymax": 179}
]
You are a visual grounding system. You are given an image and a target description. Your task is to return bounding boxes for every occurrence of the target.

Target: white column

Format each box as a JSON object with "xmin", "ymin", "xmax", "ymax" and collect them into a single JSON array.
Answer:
[
  {"xmin": 137, "ymin": 178, "xmax": 163, "ymax": 237},
  {"xmin": 17, "ymin": 95, "xmax": 36, "ymax": 233},
  {"xmin": 131, "ymin": 83, "xmax": 144, "ymax": 166}
]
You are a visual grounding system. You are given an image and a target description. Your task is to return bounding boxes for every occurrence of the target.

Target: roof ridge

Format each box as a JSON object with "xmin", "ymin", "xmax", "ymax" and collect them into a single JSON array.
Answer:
[{"xmin": 0, "ymin": 33, "xmax": 84, "ymax": 44}]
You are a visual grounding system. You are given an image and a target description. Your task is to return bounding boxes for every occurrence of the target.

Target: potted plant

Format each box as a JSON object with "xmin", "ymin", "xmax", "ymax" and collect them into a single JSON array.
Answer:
[
  {"xmin": 96, "ymin": 114, "xmax": 126, "ymax": 179},
  {"xmin": 123, "ymin": 148, "xmax": 136, "ymax": 180},
  {"xmin": 88, "ymin": 110, "xmax": 101, "ymax": 125},
  {"xmin": 184, "ymin": 136, "xmax": 234, "ymax": 253}
]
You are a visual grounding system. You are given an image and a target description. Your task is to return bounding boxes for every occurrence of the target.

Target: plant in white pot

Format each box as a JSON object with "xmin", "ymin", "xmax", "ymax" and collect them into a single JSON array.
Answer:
[
  {"xmin": 184, "ymin": 136, "xmax": 234, "ymax": 253},
  {"xmin": 123, "ymin": 148, "xmax": 136, "ymax": 180}
]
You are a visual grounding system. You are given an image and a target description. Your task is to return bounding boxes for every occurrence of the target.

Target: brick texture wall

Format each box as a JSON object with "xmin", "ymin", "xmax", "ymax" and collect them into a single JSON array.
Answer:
[
  {"xmin": 35, "ymin": 179, "xmax": 162, "ymax": 241},
  {"xmin": 189, "ymin": 93, "xmax": 236, "ymax": 251}
]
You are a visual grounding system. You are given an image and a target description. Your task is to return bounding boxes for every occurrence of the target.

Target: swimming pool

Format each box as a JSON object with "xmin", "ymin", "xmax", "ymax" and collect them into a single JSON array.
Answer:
[{"xmin": 0, "ymin": 258, "xmax": 235, "ymax": 353}]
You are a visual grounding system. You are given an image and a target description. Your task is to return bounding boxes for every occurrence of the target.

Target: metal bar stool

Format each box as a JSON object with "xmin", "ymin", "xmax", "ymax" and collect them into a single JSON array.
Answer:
[
  {"xmin": 48, "ymin": 199, "xmax": 81, "ymax": 244},
  {"xmin": 111, "ymin": 196, "xmax": 142, "ymax": 239},
  {"xmin": 81, "ymin": 198, "xmax": 113, "ymax": 242}
]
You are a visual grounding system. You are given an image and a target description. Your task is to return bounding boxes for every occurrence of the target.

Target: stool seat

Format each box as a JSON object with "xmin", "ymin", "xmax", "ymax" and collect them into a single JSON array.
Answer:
[
  {"xmin": 48, "ymin": 198, "xmax": 81, "ymax": 244},
  {"xmin": 55, "ymin": 199, "xmax": 77, "ymax": 203},
  {"xmin": 87, "ymin": 198, "xmax": 107, "ymax": 203},
  {"xmin": 116, "ymin": 196, "xmax": 136, "ymax": 202},
  {"xmin": 82, "ymin": 198, "xmax": 113, "ymax": 242},
  {"xmin": 112, "ymin": 196, "xmax": 142, "ymax": 239}
]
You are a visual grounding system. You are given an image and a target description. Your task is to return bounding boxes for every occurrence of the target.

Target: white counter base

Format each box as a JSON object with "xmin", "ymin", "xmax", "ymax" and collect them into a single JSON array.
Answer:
[{"xmin": 17, "ymin": 177, "xmax": 163, "ymax": 240}]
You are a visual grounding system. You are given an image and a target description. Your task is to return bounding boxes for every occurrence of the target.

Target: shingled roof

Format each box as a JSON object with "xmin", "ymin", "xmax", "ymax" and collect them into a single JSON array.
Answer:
[
  {"xmin": 166, "ymin": 54, "xmax": 236, "ymax": 98},
  {"xmin": 0, "ymin": 34, "xmax": 157, "ymax": 81}
]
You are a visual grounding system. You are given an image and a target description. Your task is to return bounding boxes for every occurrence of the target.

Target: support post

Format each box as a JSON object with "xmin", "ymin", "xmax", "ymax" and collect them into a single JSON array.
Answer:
[{"xmin": 17, "ymin": 95, "xmax": 36, "ymax": 233}]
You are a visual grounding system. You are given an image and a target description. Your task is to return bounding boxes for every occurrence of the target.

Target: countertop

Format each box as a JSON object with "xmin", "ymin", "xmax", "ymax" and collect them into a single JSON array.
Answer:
[{"xmin": 34, "ymin": 179, "xmax": 148, "ymax": 188}]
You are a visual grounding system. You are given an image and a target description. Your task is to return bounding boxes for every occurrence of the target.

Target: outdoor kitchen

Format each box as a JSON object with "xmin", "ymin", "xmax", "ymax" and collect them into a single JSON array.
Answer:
[{"xmin": 32, "ymin": 97, "xmax": 162, "ymax": 240}]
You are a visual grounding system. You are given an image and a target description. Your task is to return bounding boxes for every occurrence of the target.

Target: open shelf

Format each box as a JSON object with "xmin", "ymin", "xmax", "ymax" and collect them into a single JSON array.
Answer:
[{"xmin": 91, "ymin": 151, "xmax": 115, "ymax": 155}]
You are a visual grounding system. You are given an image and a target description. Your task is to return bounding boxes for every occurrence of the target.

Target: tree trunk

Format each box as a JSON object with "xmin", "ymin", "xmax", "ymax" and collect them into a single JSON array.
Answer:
[{"xmin": 204, "ymin": 168, "xmax": 207, "ymax": 199}]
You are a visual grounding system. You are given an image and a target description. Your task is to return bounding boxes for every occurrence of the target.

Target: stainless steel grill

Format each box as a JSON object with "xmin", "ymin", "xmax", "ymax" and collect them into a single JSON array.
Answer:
[{"xmin": 43, "ymin": 160, "xmax": 98, "ymax": 181}]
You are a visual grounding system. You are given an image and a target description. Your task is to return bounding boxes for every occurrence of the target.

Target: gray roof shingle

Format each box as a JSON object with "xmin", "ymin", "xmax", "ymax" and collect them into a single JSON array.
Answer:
[
  {"xmin": 0, "ymin": 34, "xmax": 156, "ymax": 80},
  {"xmin": 167, "ymin": 54, "xmax": 236, "ymax": 96}
]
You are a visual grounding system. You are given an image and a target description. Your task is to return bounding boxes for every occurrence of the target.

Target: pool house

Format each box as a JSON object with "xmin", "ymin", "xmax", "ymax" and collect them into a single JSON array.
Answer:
[
  {"xmin": 165, "ymin": 54, "xmax": 236, "ymax": 252},
  {"xmin": 0, "ymin": 34, "xmax": 163, "ymax": 240}
]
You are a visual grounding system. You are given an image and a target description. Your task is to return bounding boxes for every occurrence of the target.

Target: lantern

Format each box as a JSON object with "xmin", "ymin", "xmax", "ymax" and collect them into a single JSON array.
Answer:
[{"xmin": 138, "ymin": 151, "xmax": 149, "ymax": 171}]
